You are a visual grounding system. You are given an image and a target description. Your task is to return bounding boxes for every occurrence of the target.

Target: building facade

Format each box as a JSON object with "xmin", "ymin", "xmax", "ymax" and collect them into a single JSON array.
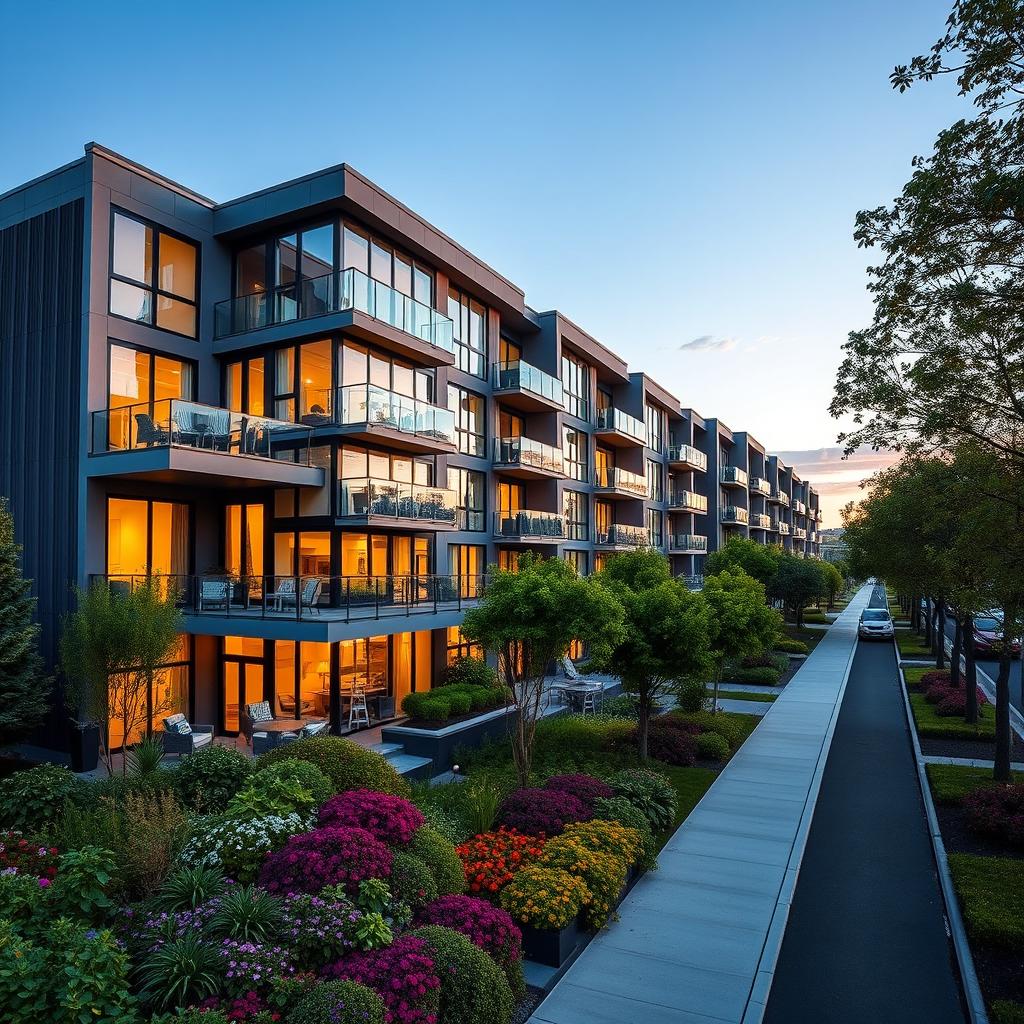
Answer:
[{"xmin": 0, "ymin": 144, "xmax": 821, "ymax": 750}]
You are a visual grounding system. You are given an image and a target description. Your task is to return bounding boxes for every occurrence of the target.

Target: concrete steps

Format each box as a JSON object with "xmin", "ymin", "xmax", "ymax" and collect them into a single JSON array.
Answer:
[{"xmin": 369, "ymin": 740, "xmax": 433, "ymax": 781}]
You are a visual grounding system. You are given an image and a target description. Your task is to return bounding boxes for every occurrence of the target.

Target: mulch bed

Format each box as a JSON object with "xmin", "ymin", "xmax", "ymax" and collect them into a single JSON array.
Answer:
[
  {"xmin": 513, "ymin": 988, "xmax": 545, "ymax": 1024},
  {"xmin": 921, "ymin": 736, "xmax": 1024, "ymax": 761}
]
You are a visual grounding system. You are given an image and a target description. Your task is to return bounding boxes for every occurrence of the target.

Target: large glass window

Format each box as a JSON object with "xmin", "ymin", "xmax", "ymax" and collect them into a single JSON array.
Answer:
[
  {"xmin": 447, "ymin": 626, "xmax": 484, "ymax": 664},
  {"xmin": 647, "ymin": 459, "xmax": 663, "ymax": 501},
  {"xmin": 448, "ymin": 385, "xmax": 485, "ymax": 455},
  {"xmin": 564, "ymin": 489, "xmax": 589, "ymax": 540},
  {"xmin": 448, "ymin": 467, "xmax": 485, "ymax": 531},
  {"xmin": 110, "ymin": 210, "xmax": 198, "ymax": 337},
  {"xmin": 561, "ymin": 350, "xmax": 589, "ymax": 420},
  {"xmin": 448, "ymin": 287, "xmax": 487, "ymax": 377},
  {"xmin": 225, "ymin": 355, "xmax": 266, "ymax": 416},
  {"xmin": 645, "ymin": 404, "xmax": 664, "ymax": 452},
  {"xmin": 564, "ymin": 549, "xmax": 588, "ymax": 577},
  {"xmin": 109, "ymin": 635, "xmax": 190, "ymax": 750},
  {"xmin": 106, "ymin": 343, "xmax": 194, "ymax": 450},
  {"xmin": 646, "ymin": 508, "xmax": 663, "ymax": 548},
  {"xmin": 563, "ymin": 428, "xmax": 587, "ymax": 481},
  {"xmin": 106, "ymin": 497, "xmax": 190, "ymax": 578},
  {"xmin": 449, "ymin": 544, "xmax": 485, "ymax": 597}
]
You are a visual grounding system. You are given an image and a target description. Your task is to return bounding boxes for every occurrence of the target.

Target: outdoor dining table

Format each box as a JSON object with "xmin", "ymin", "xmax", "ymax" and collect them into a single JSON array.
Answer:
[
  {"xmin": 550, "ymin": 682, "xmax": 603, "ymax": 711},
  {"xmin": 259, "ymin": 718, "xmax": 308, "ymax": 733}
]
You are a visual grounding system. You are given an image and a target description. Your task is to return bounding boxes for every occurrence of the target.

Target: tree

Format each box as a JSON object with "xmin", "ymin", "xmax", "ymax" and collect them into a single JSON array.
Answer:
[
  {"xmin": 60, "ymin": 580, "xmax": 183, "ymax": 776},
  {"xmin": 703, "ymin": 568, "xmax": 783, "ymax": 712},
  {"xmin": 590, "ymin": 550, "xmax": 714, "ymax": 760},
  {"xmin": 704, "ymin": 536, "xmax": 782, "ymax": 587},
  {"xmin": 460, "ymin": 554, "xmax": 624, "ymax": 786},
  {"xmin": 0, "ymin": 498, "xmax": 49, "ymax": 745},
  {"xmin": 820, "ymin": 561, "xmax": 845, "ymax": 609},
  {"xmin": 768, "ymin": 555, "xmax": 826, "ymax": 629}
]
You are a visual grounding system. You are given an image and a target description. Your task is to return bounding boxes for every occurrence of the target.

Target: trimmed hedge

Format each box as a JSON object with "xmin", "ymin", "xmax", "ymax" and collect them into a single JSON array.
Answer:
[
  {"xmin": 772, "ymin": 637, "xmax": 808, "ymax": 655},
  {"xmin": 696, "ymin": 732, "xmax": 730, "ymax": 761},
  {"xmin": 256, "ymin": 736, "xmax": 409, "ymax": 797},
  {"xmin": 723, "ymin": 666, "xmax": 782, "ymax": 686},
  {"xmin": 402, "ymin": 685, "xmax": 506, "ymax": 723},
  {"xmin": 439, "ymin": 658, "xmax": 499, "ymax": 690}
]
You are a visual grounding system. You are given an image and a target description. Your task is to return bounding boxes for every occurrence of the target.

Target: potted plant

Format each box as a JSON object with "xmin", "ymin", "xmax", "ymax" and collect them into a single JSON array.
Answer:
[{"xmin": 67, "ymin": 716, "xmax": 101, "ymax": 773}]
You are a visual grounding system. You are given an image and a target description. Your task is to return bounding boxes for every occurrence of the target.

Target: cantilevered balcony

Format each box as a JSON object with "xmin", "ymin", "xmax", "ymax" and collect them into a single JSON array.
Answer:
[
  {"xmin": 773, "ymin": 519, "xmax": 791, "ymax": 535},
  {"xmin": 667, "ymin": 445, "xmax": 708, "ymax": 472},
  {"xmin": 491, "ymin": 360, "xmax": 564, "ymax": 413},
  {"xmin": 593, "ymin": 466, "xmax": 648, "ymax": 499},
  {"xmin": 492, "ymin": 437, "xmax": 565, "ymax": 480},
  {"xmin": 793, "ymin": 526, "xmax": 807, "ymax": 540},
  {"xmin": 594, "ymin": 524, "xmax": 649, "ymax": 548},
  {"xmin": 668, "ymin": 534, "xmax": 708, "ymax": 554},
  {"xmin": 493, "ymin": 510, "xmax": 566, "ymax": 542},
  {"xmin": 769, "ymin": 489, "xmax": 791, "ymax": 507},
  {"xmin": 594, "ymin": 407, "xmax": 646, "ymax": 447},
  {"xmin": 88, "ymin": 399, "xmax": 322, "ymax": 489},
  {"xmin": 749, "ymin": 512, "xmax": 772, "ymax": 530},
  {"xmin": 721, "ymin": 506, "xmax": 749, "ymax": 525},
  {"xmin": 749, "ymin": 476, "xmax": 771, "ymax": 497},
  {"xmin": 337, "ymin": 479, "xmax": 457, "ymax": 529},
  {"xmin": 667, "ymin": 490, "xmax": 709, "ymax": 514},
  {"xmin": 793, "ymin": 499, "xmax": 807, "ymax": 515},
  {"xmin": 721, "ymin": 466, "xmax": 748, "ymax": 488}
]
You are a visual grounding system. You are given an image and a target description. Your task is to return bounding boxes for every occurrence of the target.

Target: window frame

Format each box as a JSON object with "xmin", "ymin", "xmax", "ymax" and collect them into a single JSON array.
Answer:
[
  {"xmin": 447, "ymin": 466, "xmax": 486, "ymax": 531},
  {"xmin": 447, "ymin": 384, "xmax": 486, "ymax": 456}
]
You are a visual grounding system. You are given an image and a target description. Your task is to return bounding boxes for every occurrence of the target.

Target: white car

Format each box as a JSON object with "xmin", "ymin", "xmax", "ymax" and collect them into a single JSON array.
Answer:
[{"xmin": 859, "ymin": 608, "xmax": 894, "ymax": 640}]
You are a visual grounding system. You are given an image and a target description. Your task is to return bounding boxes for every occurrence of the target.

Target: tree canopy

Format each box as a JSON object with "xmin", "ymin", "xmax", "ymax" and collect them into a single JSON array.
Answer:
[{"xmin": 704, "ymin": 536, "xmax": 782, "ymax": 587}]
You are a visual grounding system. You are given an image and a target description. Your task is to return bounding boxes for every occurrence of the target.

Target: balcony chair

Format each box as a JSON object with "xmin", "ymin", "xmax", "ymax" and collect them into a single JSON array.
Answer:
[
  {"xmin": 265, "ymin": 577, "xmax": 296, "ymax": 611},
  {"xmin": 161, "ymin": 713, "xmax": 214, "ymax": 756},
  {"xmin": 134, "ymin": 412, "xmax": 171, "ymax": 447},
  {"xmin": 198, "ymin": 578, "xmax": 230, "ymax": 611},
  {"xmin": 241, "ymin": 700, "xmax": 276, "ymax": 746}
]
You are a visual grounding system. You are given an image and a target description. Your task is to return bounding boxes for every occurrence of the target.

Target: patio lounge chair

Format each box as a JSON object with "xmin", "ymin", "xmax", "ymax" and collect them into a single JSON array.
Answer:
[
  {"xmin": 161, "ymin": 713, "xmax": 214, "ymax": 756},
  {"xmin": 134, "ymin": 412, "xmax": 170, "ymax": 447},
  {"xmin": 198, "ymin": 578, "xmax": 230, "ymax": 611},
  {"xmin": 241, "ymin": 700, "xmax": 276, "ymax": 746}
]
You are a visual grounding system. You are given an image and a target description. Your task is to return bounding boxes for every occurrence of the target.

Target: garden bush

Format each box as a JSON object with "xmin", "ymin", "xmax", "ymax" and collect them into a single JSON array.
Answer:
[
  {"xmin": 210, "ymin": 884, "xmax": 284, "ymax": 943},
  {"xmin": 591, "ymin": 796, "xmax": 657, "ymax": 870},
  {"xmin": 47, "ymin": 845, "xmax": 117, "ymax": 923},
  {"xmin": 670, "ymin": 710, "xmax": 747, "ymax": 748},
  {"xmin": 540, "ymin": 834, "xmax": 627, "ymax": 928},
  {"xmin": 407, "ymin": 825, "xmax": 466, "ymax": 895},
  {"xmin": 456, "ymin": 827, "xmax": 546, "ymax": 897},
  {"xmin": 723, "ymin": 666, "xmax": 781, "ymax": 686},
  {"xmin": 925, "ymin": 681, "xmax": 953, "ymax": 704},
  {"xmin": 0, "ymin": 762, "xmax": 83, "ymax": 831},
  {"xmin": 499, "ymin": 865, "xmax": 590, "ymax": 930},
  {"xmin": 288, "ymin": 980, "xmax": 386, "ymax": 1024},
  {"xmin": 543, "ymin": 773, "xmax": 614, "ymax": 808},
  {"xmin": 609, "ymin": 769, "xmax": 678, "ymax": 831},
  {"xmin": 259, "ymin": 826, "xmax": 393, "ymax": 896},
  {"xmin": 0, "ymin": 830, "xmax": 59, "ymax": 879},
  {"xmin": 740, "ymin": 653, "xmax": 789, "ymax": 672},
  {"xmin": 439, "ymin": 657, "xmax": 499, "ymax": 690},
  {"xmin": 280, "ymin": 891, "xmax": 362, "ymax": 970},
  {"xmin": 256, "ymin": 736, "xmax": 410, "ymax": 798},
  {"xmin": 773, "ymin": 637, "xmax": 808, "ymax": 655},
  {"xmin": 642, "ymin": 720, "xmax": 697, "ymax": 766},
  {"xmin": 216, "ymin": 938, "xmax": 295, "ymax": 998},
  {"xmin": 179, "ymin": 812, "xmax": 309, "ymax": 883},
  {"xmin": 496, "ymin": 787, "xmax": 591, "ymax": 837},
  {"xmin": 596, "ymin": 693, "xmax": 640, "ymax": 719},
  {"xmin": 156, "ymin": 863, "xmax": 227, "ymax": 912},
  {"xmin": 697, "ymin": 732, "xmax": 731, "ymax": 761},
  {"xmin": 674, "ymin": 678, "xmax": 708, "ymax": 713},
  {"xmin": 402, "ymin": 685, "xmax": 503, "ymax": 722},
  {"xmin": 411, "ymin": 924, "xmax": 514, "ymax": 1024},
  {"xmin": 324, "ymin": 933, "xmax": 441, "ymax": 1024},
  {"xmin": 560, "ymin": 819, "xmax": 644, "ymax": 867},
  {"xmin": 417, "ymin": 895, "xmax": 524, "ymax": 998},
  {"xmin": 964, "ymin": 784, "xmax": 1024, "ymax": 847},
  {"xmin": 390, "ymin": 851, "xmax": 439, "ymax": 910},
  {"xmin": 137, "ymin": 930, "xmax": 222, "ymax": 1010},
  {"xmin": 936, "ymin": 688, "xmax": 988, "ymax": 718},
  {"xmin": 920, "ymin": 670, "xmax": 952, "ymax": 689},
  {"xmin": 174, "ymin": 746, "xmax": 252, "ymax": 813},
  {"xmin": 250, "ymin": 759, "xmax": 334, "ymax": 807},
  {"xmin": 318, "ymin": 789, "xmax": 424, "ymax": 845}
]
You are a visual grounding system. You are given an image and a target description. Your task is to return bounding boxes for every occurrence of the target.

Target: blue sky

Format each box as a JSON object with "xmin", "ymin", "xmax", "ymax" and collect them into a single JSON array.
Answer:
[{"xmin": 0, "ymin": 0, "xmax": 963, "ymax": 519}]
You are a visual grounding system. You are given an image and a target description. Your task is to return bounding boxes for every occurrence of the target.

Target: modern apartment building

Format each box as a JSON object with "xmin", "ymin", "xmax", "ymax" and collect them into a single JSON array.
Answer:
[{"xmin": 0, "ymin": 144, "xmax": 820, "ymax": 751}]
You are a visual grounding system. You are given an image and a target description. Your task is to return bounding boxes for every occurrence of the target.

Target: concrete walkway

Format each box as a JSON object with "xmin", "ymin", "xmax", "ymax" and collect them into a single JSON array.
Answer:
[
  {"xmin": 530, "ymin": 584, "xmax": 874, "ymax": 1024},
  {"xmin": 715, "ymin": 698, "xmax": 772, "ymax": 716}
]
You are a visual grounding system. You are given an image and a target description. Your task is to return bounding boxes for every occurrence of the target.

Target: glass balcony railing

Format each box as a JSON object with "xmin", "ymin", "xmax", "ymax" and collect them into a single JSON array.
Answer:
[
  {"xmin": 669, "ymin": 534, "xmax": 708, "ymax": 552},
  {"xmin": 721, "ymin": 506, "xmax": 749, "ymax": 524},
  {"xmin": 491, "ymin": 360, "xmax": 564, "ymax": 405},
  {"xmin": 668, "ymin": 490, "xmax": 709, "ymax": 513},
  {"xmin": 793, "ymin": 526, "xmax": 807, "ymax": 540},
  {"xmin": 300, "ymin": 384, "xmax": 455, "ymax": 446},
  {"xmin": 749, "ymin": 476, "xmax": 771, "ymax": 496},
  {"xmin": 593, "ymin": 466, "xmax": 648, "ymax": 496},
  {"xmin": 493, "ymin": 510, "xmax": 566, "ymax": 540},
  {"xmin": 770, "ymin": 489, "xmax": 791, "ymax": 506},
  {"xmin": 338, "ymin": 478, "xmax": 457, "ymax": 524},
  {"xmin": 90, "ymin": 398, "xmax": 312, "ymax": 462},
  {"xmin": 667, "ymin": 444, "xmax": 708, "ymax": 471},
  {"xmin": 214, "ymin": 268, "xmax": 456, "ymax": 354},
  {"xmin": 594, "ymin": 524, "xmax": 649, "ymax": 547},
  {"xmin": 493, "ymin": 437, "xmax": 564, "ymax": 475},
  {"xmin": 595, "ymin": 407, "xmax": 645, "ymax": 442},
  {"xmin": 793, "ymin": 499, "xmax": 807, "ymax": 515},
  {"xmin": 721, "ymin": 466, "xmax": 749, "ymax": 487},
  {"xmin": 773, "ymin": 520, "xmax": 791, "ymax": 535},
  {"xmin": 750, "ymin": 512, "xmax": 772, "ymax": 529}
]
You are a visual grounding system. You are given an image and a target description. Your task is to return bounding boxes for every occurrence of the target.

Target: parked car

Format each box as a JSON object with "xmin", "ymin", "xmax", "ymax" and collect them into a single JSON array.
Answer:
[
  {"xmin": 859, "ymin": 608, "xmax": 894, "ymax": 641},
  {"xmin": 971, "ymin": 614, "xmax": 1022, "ymax": 658}
]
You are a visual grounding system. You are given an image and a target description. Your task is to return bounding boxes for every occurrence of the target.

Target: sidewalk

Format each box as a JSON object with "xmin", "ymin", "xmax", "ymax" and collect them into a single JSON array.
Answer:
[{"xmin": 530, "ymin": 584, "xmax": 874, "ymax": 1024}]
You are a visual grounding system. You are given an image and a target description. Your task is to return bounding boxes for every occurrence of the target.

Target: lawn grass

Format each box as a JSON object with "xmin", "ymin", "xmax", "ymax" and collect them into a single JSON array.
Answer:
[
  {"xmin": 654, "ymin": 765, "xmax": 719, "ymax": 848},
  {"xmin": 948, "ymin": 853, "xmax": 1024, "ymax": 950},
  {"xmin": 908, "ymin": 691, "xmax": 994, "ymax": 741},
  {"xmin": 992, "ymin": 1001, "xmax": 1024, "ymax": 1024},
  {"xmin": 708, "ymin": 688, "xmax": 778, "ymax": 703},
  {"xmin": 903, "ymin": 665, "xmax": 944, "ymax": 690},
  {"xmin": 896, "ymin": 629, "xmax": 934, "ymax": 660},
  {"xmin": 925, "ymin": 763, "xmax": 1022, "ymax": 805},
  {"xmin": 782, "ymin": 624, "xmax": 825, "ymax": 651}
]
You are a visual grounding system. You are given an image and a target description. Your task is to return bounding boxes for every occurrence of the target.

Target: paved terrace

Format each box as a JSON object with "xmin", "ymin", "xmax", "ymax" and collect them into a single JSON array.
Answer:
[{"xmin": 530, "ymin": 583, "xmax": 874, "ymax": 1024}]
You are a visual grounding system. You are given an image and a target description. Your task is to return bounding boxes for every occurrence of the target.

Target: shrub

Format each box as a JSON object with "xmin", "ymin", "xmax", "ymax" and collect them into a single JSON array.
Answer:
[
  {"xmin": 670, "ymin": 710, "xmax": 746, "ymax": 748},
  {"xmin": 156, "ymin": 863, "xmax": 227, "ymax": 911},
  {"xmin": 920, "ymin": 670, "xmax": 952, "ymax": 689},
  {"xmin": 0, "ymin": 763, "xmax": 82, "ymax": 831},
  {"xmin": 227, "ymin": 775, "xmax": 318, "ymax": 821},
  {"xmin": 417, "ymin": 895, "xmax": 523, "ymax": 997},
  {"xmin": 642, "ymin": 721, "xmax": 697, "ymax": 766},
  {"xmin": 217, "ymin": 938, "xmax": 295, "ymax": 998},
  {"xmin": 609, "ymin": 769, "xmax": 678, "ymax": 831},
  {"xmin": 411, "ymin": 924, "xmax": 514, "ymax": 1024},
  {"xmin": 174, "ymin": 746, "xmax": 253, "ymax": 813},
  {"xmin": 125, "ymin": 899, "xmax": 223, "ymax": 956},
  {"xmin": 210, "ymin": 884, "xmax": 284, "ymax": 943},
  {"xmin": 0, "ymin": 872, "xmax": 45, "ymax": 931},
  {"xmin": 497, "ymin": 788, "xmax": 591, "ymax": 837},
  {"xmin": 456, "ymin": 827, "xmax": 546, "ymax": 897},
  {"xmin": 259, "ymin": 826, "xmax": 393, "ymax": 897},
  {"xmin": 324, "ymin": 934, "xmax": 441, "ymax": 1024},
  {"xmin": 402, "ymin": 691, "xmax": 452, "ymax": 722},
  {"xmin": 925, "ymin": 682, "xmax": 953, "ymax": 704},
  {"xmin": 697, "ymin": 732, "xmax": 731, "ymax": 761},
  {"xmin": 0, "ymin": 830, "xmax": 59, "ymax": 879},
  {"xmin": 179, "ymin": 812, "xmax": 310, "ymax": 884},
  {"xmin": 390, "ymin": 851, "xmax": 439, "ymax": 910},
  {"xmin": 107, "ymin": 789, "xmax": 189, "ymax": 899},
  {"xmin": 723, "ymin": 666, "xmax": 781, "ymax": 686},
  {"xmin": 257, "ymin": 737, "xmax": 410, "ymax": 798},
  {"xmin": 252, "ymin": 759, "xmax": 334, "ymax": 807},
  {"xmin": 463, "ymin": 776, "xmax": 503, "ymax": 836},
  {"xmin": 48, "ymin": 845, "xmax": 116, "ymax": 922},
  {"xmin": 560, "ymin": 818, "xmax": 644, "ymax": 867},
  {"xmin": 407, "ymin": 825, "xmax": 465, "ymax": 896},
  {"xmin": 137, "ymin": 930, "xmax": 222, "ymax": 1009},
  {"xmin": 591, "ymin": 796, "xmax": 657, "ymax": 871},
  {"xmin": 964, "ymin": 785, "xmax": 1024, "ymax": 847},
  {"xmin": 936, "ymin": 688, "xmax": 988, "ymax": 717},
  {"xmin": 499, "ymin": 866, "xmax": 590, "ymax": 930},
  {"xmin": 288, "ymin": 980, "xmax": 386, "ymax": 1024},
  {"xmin": 318, "ymin": 790, "xmax": 425, "ymax": 845},
  {"xmin": 740, "ymin": 653, "xmax": 789, "ymax": 671},
  {"xmin": 540, "ymin": 834, "xmax": 627, "ymax": 928},
  {"xmin": 773, "ymin": 637, "xmax": 808, "ymax": 655},
  {"xmin": 280, "ymin": 891, "xmax": 362, "ymax": 970},
  {"xmin": 402, "ymin": 685, "xmax": 501, "ymax": 723},
  {"xmin": 595, "ymin": 693, "xmax": 640, "ymax": 719},
  {"xmin": 674, "ymin": 678, "xmax": 708, "ymax": 713},
  {"xmin": 543, "ymin": 773, "xmax": 614, "ymax": 809},
  {"xmin": 439, "ymin": 657, "xmax": 499, "ymax": 690}
]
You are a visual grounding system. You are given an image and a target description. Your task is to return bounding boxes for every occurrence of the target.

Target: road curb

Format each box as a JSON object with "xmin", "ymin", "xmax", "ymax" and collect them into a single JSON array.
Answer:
[{"xmin": 896, "ymin": 649, "xmax": 988, "ymax": 1024}]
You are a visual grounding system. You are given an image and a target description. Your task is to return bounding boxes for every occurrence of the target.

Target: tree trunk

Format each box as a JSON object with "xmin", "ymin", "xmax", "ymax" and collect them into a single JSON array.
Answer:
[
  {"xmin": 911, "ymin": 594, "xmax": 920, "ymax": 632},
  {"xmin": 950, "ymin": 616, "xmax": 962, "ymax": 689},
  {"xmin": 712, "ymin": 663, "xmax": 723, "ymax": 715},
  {"xmin": 995, "ymin": 643, "xmax": 1013, "ymax": 783},
  {"xmin": 923, "ymin": 597, "xmax": 932, "ymax": 646},
  {"xmin": 963, "ymin": 615, "xmax": 978, "ymax": 726},
  {"xmin": 935, "ymin": 598, "xmax": 946, "ymax": 670},
  {"xmin": 796, "ymin": 604, "xmax": 803, "ymax": 630},
  {"xmin": 638, "ymin": 699, "xmax": 650, "ymax": 761}
]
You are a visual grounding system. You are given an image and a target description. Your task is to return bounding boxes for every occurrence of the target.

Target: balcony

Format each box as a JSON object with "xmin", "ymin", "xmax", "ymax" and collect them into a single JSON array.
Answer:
[
  {"xmin": 721, "ymin": 506, "xmax": 749, "ymax": 525},
  {"xmin": 214, "ymin": 268, "xmax": 456, "ymax": 366},
  {"xmin": 793, "ymin": 499, "xmax": 807, "ymax": 515},
  {"xmin": 721, "ymin": 466, "xmax": 748, "ymax": 488},
  {"xmin": 594, "ymin": 407, "xmax": 646, "ymax": 447},
  {"xmin": 491, "ymin": 360, "xmax": 564, "ymax": 413},
  {"xmin": 749, "ymin": 476, "xmax": 771, "ymax": 497},
  {"xmin": 493, "ymin": 510, "xmax": 566, "ymax": 543},
  {"xmin": 667, "ymin": 490, "xmax": 709, "ymax": 514},
  {"xmin": 773, "ymin": 520, "xmax": 791, "ymax": 536},
  {"xmin": 749, "ymin": 512, "xmax": 772, "ymax": 530},
  {"xmin": 593, "ymin": 466, "xmax": 648, "ymax": 499},
  {"xmin": 594, "ymin": 524, "xmax": 649, "ymax": 548},
  {"xmin": 769, "ymin": 489, "xmax": 791, "ymax": 507},
  {"xmin": 793, "ymin": 526, "xmax": 807, "ymax": 540},
  {"xmin": 668, "ymin": 534, "xmax": 708, "ymax": 554},
  {"xmin": 299, "ymin": 384, "xmax": 456, "ymax": 454},
  {"xmin": 88, "ymin": 399, "xmax": 322, "ymax": 489},
  {"xmin": 493, "ymin": 437, "xmax": 565, "ymax": 480},
  {"xmin": 337, "ymin": 478, "xmax": 457, "ymax": 529},
  {"xmin": 667, "ymin": 444, "xmax": 708, "ymax": 472}
]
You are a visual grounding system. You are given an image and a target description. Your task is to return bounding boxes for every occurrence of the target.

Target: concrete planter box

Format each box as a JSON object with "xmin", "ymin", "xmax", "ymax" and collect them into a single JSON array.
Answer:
[
  {"xmin": 381, "ymin": 705, "xmax": 519, "ymax": 774},
  {"xmin": 520, "ymin": 915, "xmax": 584, "ymax": 968}
]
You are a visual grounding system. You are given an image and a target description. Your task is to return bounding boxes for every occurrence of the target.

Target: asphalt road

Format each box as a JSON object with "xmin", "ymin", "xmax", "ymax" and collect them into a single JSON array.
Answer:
[
  {"xmin": 940, "ymin": 614, "xmax": 1023, "ymax": 710},
  {"xmin": 764, "ymin": 585, "xmax": 966, "ymax": 1023}
]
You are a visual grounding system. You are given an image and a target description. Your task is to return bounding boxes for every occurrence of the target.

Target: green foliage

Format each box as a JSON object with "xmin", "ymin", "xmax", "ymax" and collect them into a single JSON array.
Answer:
[
  {"xmin": 669, "ymin": 710, "xmax": 754, "ymax": 749},
  {"xmin": 125, "ymin": 735, "xmax": 166, "ymax": 777},
  {"xmin": 401, "ymin": 684, "xmax": 503, "ymax": 722},
  {"xmin": 0, "ymin": 498, "xmax": 49, "ymax": 746},
  {"xmin": 948, "ymin": 853, "xmax": 1024, "ymax": 950},
  {"xmin": 608, "ymin": 769, "xmax": 678, "ymax": 832},
  {"xmin": 992, "ymin": 1002, "xmax": 1024, "ymax": 1024},
  {"xmin": 48, "ymin": 846, "xmax": 116, "ymax": 922},
  {"xmin": 820, "ymin": 562, "xmax": 845, "ymax": 606},
  {"xmin": 256, "ymin": 736, "xmax": 410, "ymax": 797},
  {"xmin": 288, "ymin": 980, "xmax": 387, "ymax": 1024},
  {"xmin": 768, "ymin": 556, "xmax": 827, "ymax": 627},
  {"xmin": 155, "ymin": 863, "xmax": 227, "ymax": 911},
  {"xmin": 909, "ymin": 691, "xmax": 993, "ymax": 741},
  {"xmin": 0, "ymin": 872, "xmax": 46, "ymax": 930},
  {"xmin": 411, "ymin": 924, "xmax": 514, "ymax": 1024},
  {"xmin": 596, "ymin": 693, "xmax": 640, "ymax": 719},
  {"xmin": 226, "ymin": 774, "xmax": 317, "ymax": 820},
  {"xmin": 926, "ymin": 763, "xmax": 1024, "ymax": 806},
  {"xmin": 136, "ymin": 930, "xmax": 222, "ymax": 1009},
  {"xmin": 390, "ymin": 851, "xmax": 439, "ymax": 911},
  {"xmin": 174, "ymin": 744, "xmax": 253, "ymax": 813},
  {"xmin": 251, "ymin": 759, "xmax": 334, "ymax": 807},
  {"xmin": 696, "ymin": 732, "xmax": 731, "ymax": 761},
  {"xmin": 439, "ymin": 657, "xmax": 499, "ymax": 690},
  {"xmin": 705, "ymin": 536, "xmax": 782, "ymax": 587},
  {"xmin": 772, "ymin": 637, "xmax": 809, "ymax": 655},
  {"xmin": 351, "ymin": 912, "xmax": 394, "ymax": 951},
  {"xmin": 407, "ymin": 825, "xmax": 465, "ymax": 896},
  {"xmin": 0, "ymin": 762, "xmax": 83, "ymax": 831},
  {"xmin": 674, "ymin": 678, "xmax": 708, "ymax": 712},
  {"xmin": 592, "ymin": 795, "xmax": 658, "ymax": 871},
  {"xmin": 210, "ymin": 884, "xmax": 284, "ymax": 943},
  {"xmin": 723, "ymin": 666, "xmax": 781, "ymax": 686},
  {"xmin": 464, "ymin": 775, "xmax": 502, "ymax": 835}
]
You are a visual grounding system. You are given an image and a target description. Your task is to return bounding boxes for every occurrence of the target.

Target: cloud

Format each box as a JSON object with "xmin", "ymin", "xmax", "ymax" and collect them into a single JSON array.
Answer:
[{"xmin": 677, "ymin": 334, "xmax": 738, "ymax": 353}]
